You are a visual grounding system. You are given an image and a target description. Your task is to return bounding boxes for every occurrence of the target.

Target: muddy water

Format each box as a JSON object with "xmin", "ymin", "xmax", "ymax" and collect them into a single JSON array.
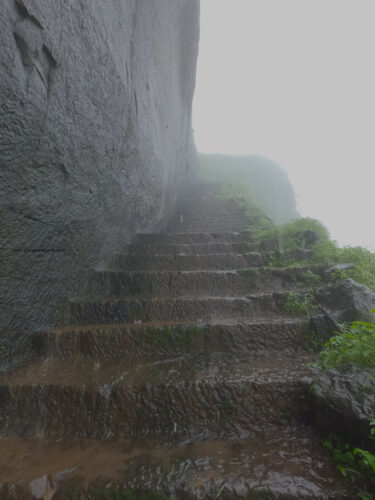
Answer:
[
  {"xmin": 0, "ymin": 354, "xmax": 315, "ymax": 441},
  {"xmin": 0, "ymin": 427, "xmax": 347, "ymax": 498},
  {"xmin": 0, "ymin": 353, "xmax": 313, "ymax": 387}
]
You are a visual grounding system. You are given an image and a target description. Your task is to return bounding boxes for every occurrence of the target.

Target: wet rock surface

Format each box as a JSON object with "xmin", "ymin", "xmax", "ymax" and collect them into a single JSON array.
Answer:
[
  {"xmin": 0, "ymin": 429, "xmax": 348, "ymax": 500},
  {"xmin": 316, "ymin": 279, "xmax": 375, "ymax": 323},
  {"xmin": 0, "ymin": 0, "xmax": 199, "ymax": 367},
  {"xmin": 0, "ymin": 354, "xmax": 314, "ymax": 440},
  {"xmin": 311, "ymin": 365, "xmax": 375, "ymax": 445},
  {"xmin": 0, "ymin": 183, "xmax": 352, "ymax": 498}
]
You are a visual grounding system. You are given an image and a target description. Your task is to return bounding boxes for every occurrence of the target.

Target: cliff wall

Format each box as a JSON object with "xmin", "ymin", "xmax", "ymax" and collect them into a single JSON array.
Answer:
[{"xmin": 0, "ymin": 0, "xmax": 199, "ymax": 366}]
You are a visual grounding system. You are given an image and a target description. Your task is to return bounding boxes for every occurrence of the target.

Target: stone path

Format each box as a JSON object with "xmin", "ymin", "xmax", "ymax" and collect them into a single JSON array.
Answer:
[{"xmin": 0, "ymin": 183, "xmax": 349, "ymax": 499}]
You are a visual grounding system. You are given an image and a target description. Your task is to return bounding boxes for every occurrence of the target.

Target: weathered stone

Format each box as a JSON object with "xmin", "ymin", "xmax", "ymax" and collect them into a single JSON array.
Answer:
[
  {"xmin": 311, "ymin": 365, "xmax": 375, "ymax": 445},
  {"xmin": 309, "ymin": 309, "xmax": 339, "ymax": 345},
  {"xmin": 316, "ymin": 279, "xmax": 375, "ymax": 323},
  {"xmin": 0, "ymin": 0, "xmax": 199, "ymax": 367}
]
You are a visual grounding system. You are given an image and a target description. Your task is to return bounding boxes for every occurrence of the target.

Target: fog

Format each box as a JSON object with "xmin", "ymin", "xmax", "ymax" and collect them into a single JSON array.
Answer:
[{"xmin": 193, "ymin": 0, "xmax": 375, "ymax": 249}]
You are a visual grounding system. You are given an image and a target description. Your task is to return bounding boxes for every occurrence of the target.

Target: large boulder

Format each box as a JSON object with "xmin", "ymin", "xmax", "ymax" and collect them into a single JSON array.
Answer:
[
  {"xmin": 311, "ymin": 280, "xmax": 375, "ymax": 445},
  {"xmin": 0, "ymin": 0, "xmax": 199, "ymax": 367},
  {"xmin": 316, "ymin": 279, "xmax": 375, "ymax": 324},
  {"xmin": 311, "ymin": 365, "xmax": 375, "ymax": 446}
]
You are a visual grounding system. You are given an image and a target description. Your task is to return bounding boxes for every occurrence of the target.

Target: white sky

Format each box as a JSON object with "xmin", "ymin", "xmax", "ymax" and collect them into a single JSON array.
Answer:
[{"xmin": 193, "ymin": 0, "xmax": 375, "ymax": 249}]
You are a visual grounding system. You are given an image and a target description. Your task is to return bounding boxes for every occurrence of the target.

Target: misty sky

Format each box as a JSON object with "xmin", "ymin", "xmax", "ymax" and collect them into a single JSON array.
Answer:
[{"xmin": 193, "ymin": 0, "xmax": 375, "ymax": 249}]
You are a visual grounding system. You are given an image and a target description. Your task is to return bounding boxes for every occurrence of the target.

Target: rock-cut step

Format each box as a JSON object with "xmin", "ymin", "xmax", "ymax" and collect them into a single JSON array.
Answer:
[
  {"xmin": 32, "ymin": 319, "xmax": 312, "ymax": 359},
  {"xmin": 111, "ymin": 252, "xmax": 263, "ymax": 272},
  {"xmin": 0, "ymin": 354, "xmax": 313, "ymax": 440},
  {"xmin": 68, "ymin": 290, "xmax": 308, "ymax": 325},
  {"xmin": 166, "ymin": 222, "xmax": 251, "ymax": 233},
  {"xmin": 124, "ymin": 241, "xmax": 257, "ymax": 255},
  {"xmin": 89, "ymin": 265, "xmax": 325, "ymax": 297},
  {"xmin": 0, "ymin": 428, "xmax": 349, "ymax": 499},
  {"xmin": 134, "ymin": 230, "xmax": 254, "ymax": 245},
  {"xmin": 167, "ymin": 214, "xmax": 251, "ymax": 226}
]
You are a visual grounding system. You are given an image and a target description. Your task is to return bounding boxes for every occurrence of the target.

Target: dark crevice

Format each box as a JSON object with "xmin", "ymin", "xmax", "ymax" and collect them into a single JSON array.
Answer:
[
  {"xmin": 42, "ymin": 44, "xmax": 57, "ymax": 68},
  {"xmin": 134, "ymin": 90, "xmax": 138, "ymax": 116},
  {"xmin": 34, "ymin": 63, "xmax": 48, "ymax": 91},
  {"xmin": 59, "ymin": 163, "xmax": 69, "ymax": 181},
  {"xmin": 13, "ymin": 32, "xmax": 33, "ymax": 73},
  {"xmin": 15, "ymin": 0, "xmax": 43, "ymax": 30}
]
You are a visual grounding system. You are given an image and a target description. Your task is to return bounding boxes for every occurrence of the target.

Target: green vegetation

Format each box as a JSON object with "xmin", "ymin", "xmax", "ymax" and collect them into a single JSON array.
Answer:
[
  {"xmin": 317, "ymin": 315, "xmax": 375, "ymax": 370},
  {"xmin": 311, "ymin": 242, "xmax": 375, "ymax": 292},
  {"xmin": 322, "ymin": 422, "xmax": 375, "ymax": 498},
  {"xmin": 219, "ymin": 180, "xmax": 273, "ymax": 233},
  {"xmin": 215, "ymin": 176, "xmax": 375, "ymax": 293},
  {"xmin": 255, "ymin": 204, "xmax": 375, "ymax": 292},
  {"xmin": 301, "ymin": 269, "xmax": 321, "ymax": 283},
  {"xmin": 260, "ymin": 217, "xmax": 330, "ymax": 249},
  {"xmin": 215, "ymin": 174, "xmax": 375, "ymax": 293},
  {"xmin": 217, "ymin": 177, "xmax": 375, "ymax": 293},
  {"xmin": 305, "ymin": 329, "xmax": 326, "ymax": 353},
  {"xmin": 244, "ymin": 200, "xmax": 375, "ymax": 292},
  {"xmin": 284, "ymin": 291, "xmax": 318, "ymax": 316}
]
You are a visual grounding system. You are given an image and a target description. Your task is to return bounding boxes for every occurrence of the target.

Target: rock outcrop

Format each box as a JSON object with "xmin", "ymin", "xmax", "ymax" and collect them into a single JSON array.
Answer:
[
  {"xmin": 312, "ymin": 365, "xmax": 375, "ymax": 446},
  {"xmin": 317, "ymin": 279, "xmax": 375, "ymax": 323},
  {"xmin": 0, "ymin": 0, "xmax": 199, "ymax": 367}
]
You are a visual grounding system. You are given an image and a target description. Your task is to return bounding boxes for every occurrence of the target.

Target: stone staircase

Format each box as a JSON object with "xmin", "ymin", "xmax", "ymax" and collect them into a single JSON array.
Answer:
[{"xmin": 0, "ymin": 183, "xmax": 349, "ymax": 499}]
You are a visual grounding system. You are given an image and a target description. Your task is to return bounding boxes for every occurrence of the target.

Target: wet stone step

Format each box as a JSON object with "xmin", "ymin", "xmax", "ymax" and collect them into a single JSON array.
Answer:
[
  {"xmin": 67, "ymin": 291, "xmax": 306, "ymax": 325},
  {"xmin": 89, "ymin": 265, "xmax": 325, "ymax": 298},
  {"xmin": 175, "ymin": 200, "xmax": 243, "ymax": 210},
  {"xmin": 166, "ymin": 223, "xmax": 251, "ymax": 233},
  {"xmin": 165, "ymin": 223, "xmax": 251, "ymax": 232},
  {"xmin": 134, "ymin": 231, "xmax": 254, "ymax": 245},
  {"xmin": 167, "ymin": 211, "xmax": 250, "ymax": 220},
  {"xmin": 0, "ymin": 428, "xmax": 348, "ymax": 499},
  {"xmin": 167, "ymin": 218, "xmax": 250, "ymax": 228},
  {"xmin": 167, "ymin": 212, "xmax": 249, "ymax": 222},
  {"xmin": 122, "ymin": 245, "xmax": 314, "ymax": 264},
  {"xmin": 111, "ymin": 252, "xmax": 263, "ymax": 272},
  {"xmin": 123, "ymin": 241, "xmax": 256, "ymax": 255},
  {"xmin": 0, "ymin": 355, "xmax": 313, "ymax": 440},
  {"xmin": 32, "ymin": 319, "xmax": 311, "ymax": 359}
]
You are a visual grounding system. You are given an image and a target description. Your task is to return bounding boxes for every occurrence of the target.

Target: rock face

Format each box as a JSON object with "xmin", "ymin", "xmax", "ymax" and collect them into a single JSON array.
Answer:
[
  {"xmin": 0, "ymin": 0, "xmax": 199, "ymax": 367},
  {"xmin": 312, "ymin": 365, "xmax": 375, "ymax": 446},
  {"xmin": 317, "ymin": 279, "xmax": 375, "ymax": 323}
]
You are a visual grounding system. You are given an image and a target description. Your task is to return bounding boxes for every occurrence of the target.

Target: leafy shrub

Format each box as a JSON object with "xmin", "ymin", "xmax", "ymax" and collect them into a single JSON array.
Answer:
[
  {"xmin": 311, "ymin": 243, "xmax": 375, "ymax": 292},
  {"xmin": 318, "ymin": 315, "xmax": 375, "ymax": 369},
  {"xmin": 260, "ymin": 217, "xmax": 330, "ymax": 250},
  {"xmin": 302, "ymin": 269, "xmax": 321, "ymax": 283},
  {"xmin": 218, "ymin": 181, "xmax": 375, "ymax": 292},
  {"xmin": 284, "ymin": 291, "xmax": 318, "ymax": 316},
  {"xmin": 260, "ymin": 221, "xmax": 375, "ymax": 292},
  {"xmin": 305, "ymin": 330, "xmax": 326, "ymax": 352},
  {"xmin": 323, "ymin": 422, "xmax": 375, "ymax": 498}
]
